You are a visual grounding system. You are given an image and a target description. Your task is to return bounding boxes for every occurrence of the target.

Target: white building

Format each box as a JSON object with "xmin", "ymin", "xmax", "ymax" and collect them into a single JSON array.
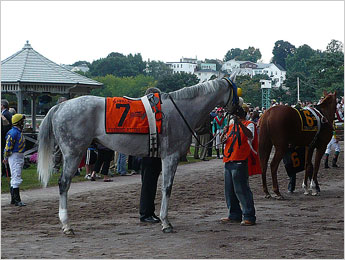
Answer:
[
  {"xmin": 166, "ymin": 61, "xmax": 197, "ymax": 74},
  {"xmin": 221, "ymin": 59, "xmax": 286, "ymax": 88}
]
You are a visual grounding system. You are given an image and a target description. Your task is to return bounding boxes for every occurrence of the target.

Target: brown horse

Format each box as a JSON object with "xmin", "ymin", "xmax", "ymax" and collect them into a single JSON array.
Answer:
[{"xmin": 258, "ymin": 91, "xmax": 337, "ymax": 199}]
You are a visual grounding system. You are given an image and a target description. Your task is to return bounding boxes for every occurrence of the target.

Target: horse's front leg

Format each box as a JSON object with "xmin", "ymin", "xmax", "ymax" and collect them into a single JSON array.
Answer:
[{"xmin": 160, "ymin": 154, "xmax": 179, "ymax": 233}]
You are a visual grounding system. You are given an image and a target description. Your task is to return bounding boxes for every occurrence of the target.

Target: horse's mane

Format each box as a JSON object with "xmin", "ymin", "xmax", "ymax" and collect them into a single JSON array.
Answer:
[
  {"xmin": 318, "ymin": 93, "xmax": 336, "ymax": 107},
  {"xmin": 161, "ymin": 80, "xmax": 220, "ymax": 100}
]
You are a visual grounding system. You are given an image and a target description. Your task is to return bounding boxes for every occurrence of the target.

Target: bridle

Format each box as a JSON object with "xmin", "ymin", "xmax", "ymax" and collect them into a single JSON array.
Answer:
[{"xmin": 168, "ymin": 77, "xmax": 239, "ymax": 148}]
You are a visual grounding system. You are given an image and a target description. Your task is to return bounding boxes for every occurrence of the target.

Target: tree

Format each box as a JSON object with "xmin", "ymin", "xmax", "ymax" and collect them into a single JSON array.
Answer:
[
  {"xmin": 326, "ymin": 39, "xmax": 344, "ymax": 53},
  {"xmin": 235, "ymin": 75, "xmax": 266, "ymax": 107},
  {"xmin": 89, "ymin": 52, "xmax": 146, "ymax": 77},
  {"xmin": 155, "ymin": 72, "xmax": 200, "ymax": 93},
  {"xmin": 224, "ymin": 48, "xmax": 242, "ymax": 61},
  {"xmin": 224, "ymin": 47, "xmax": 261, "ymax": 63},
  {"xmin": 271, "ymin": 40, "xmax": 296, "ymax": 70},
  {"xmin": 91, "ymin": 75, "xmax": 156, "ymax": 98},
  {"xmin": 72, "ymin": 60, "xmax": 91, "ymax": 67},
  {"xmin": 284, "ymin": 40, "xmax": 344, "ymax": 103},
  {"xmin": 239, "ymin": 47, "xmax": 262, "ymax": 62},
  {"xmin": 146, "ymin": 60, "xmax": 173, "ymax": 80}
]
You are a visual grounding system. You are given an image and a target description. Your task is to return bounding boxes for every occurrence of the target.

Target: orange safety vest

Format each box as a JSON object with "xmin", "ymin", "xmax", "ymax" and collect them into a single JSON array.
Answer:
[{"xmin": 223, "ymin": 120, "xmax": 262, "ymax": 176}]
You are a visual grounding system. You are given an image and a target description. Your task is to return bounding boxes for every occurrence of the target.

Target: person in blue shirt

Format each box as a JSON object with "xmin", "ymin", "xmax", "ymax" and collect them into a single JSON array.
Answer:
[{"xmin": 3, "ymin": 114, "xmax": 26, "ymax": 206}]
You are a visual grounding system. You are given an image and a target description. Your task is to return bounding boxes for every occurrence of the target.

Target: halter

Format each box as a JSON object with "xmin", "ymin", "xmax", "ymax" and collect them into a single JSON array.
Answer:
[
  {"xmin": 222, "ymin": 77, "xmax": 240, "ymax": 111},
  {"xmin": 168, "ymin": 78, "xmax": 239, "ymax": 148}
]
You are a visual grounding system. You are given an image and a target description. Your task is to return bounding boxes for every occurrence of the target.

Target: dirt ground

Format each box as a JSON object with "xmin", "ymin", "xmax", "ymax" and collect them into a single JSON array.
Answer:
[{"xmin": 1, "ymin": 142, "xmax": 344, "ymax": 259}]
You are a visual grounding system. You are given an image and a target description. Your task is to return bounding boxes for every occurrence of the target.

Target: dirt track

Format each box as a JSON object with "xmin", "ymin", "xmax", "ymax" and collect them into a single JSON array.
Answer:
[{"xmin": 1, "ymin": 143, "xmax": 344, "ymax": 259}]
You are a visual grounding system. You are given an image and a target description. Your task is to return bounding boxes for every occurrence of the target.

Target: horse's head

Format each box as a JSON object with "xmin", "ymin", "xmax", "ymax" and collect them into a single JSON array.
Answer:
[
  {"xmin": 223, "ymin": 70, "xmax": 243, "ymax": 114},
  {"xmin": 316, "ymin": 91, "xmax": 337, "ymax": 122}
]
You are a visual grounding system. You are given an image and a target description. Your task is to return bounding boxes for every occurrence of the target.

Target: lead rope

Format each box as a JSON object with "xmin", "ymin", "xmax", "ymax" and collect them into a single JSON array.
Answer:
[{"xmin": 168, "ymin": 94, "xmax": 224, "ymax": 149}]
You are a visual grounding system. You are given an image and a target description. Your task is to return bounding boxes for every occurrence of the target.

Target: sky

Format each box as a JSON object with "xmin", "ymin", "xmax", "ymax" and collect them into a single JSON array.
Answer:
[{"xmin": 1, "ymin": 1, "xmax": 344, "ymax": 65}]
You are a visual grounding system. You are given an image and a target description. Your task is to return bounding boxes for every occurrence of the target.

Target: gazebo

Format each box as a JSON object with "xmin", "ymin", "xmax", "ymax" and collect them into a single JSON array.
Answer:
[{"xmin": 1, "ymin": 41, "xmax": 103, "ymax": 132}]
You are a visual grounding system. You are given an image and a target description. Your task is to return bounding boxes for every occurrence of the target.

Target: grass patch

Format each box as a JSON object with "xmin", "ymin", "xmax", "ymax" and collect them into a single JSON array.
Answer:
[
  {"xmin": 1, "ymin": 165, "xmax": 88, "ymax": 194},
  {"xmin": 1, "ymin": 145, "xmax": 217, "ymax": 193}
]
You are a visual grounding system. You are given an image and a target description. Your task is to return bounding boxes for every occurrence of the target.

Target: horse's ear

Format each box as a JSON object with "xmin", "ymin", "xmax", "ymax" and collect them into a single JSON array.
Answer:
[
  {"xmin": 229, "ymin": 70, "xmax": 239, "ymax": 83},
  {"xmin": 323, "ymin": 90, "xmax": 328, "ymax": 97}
]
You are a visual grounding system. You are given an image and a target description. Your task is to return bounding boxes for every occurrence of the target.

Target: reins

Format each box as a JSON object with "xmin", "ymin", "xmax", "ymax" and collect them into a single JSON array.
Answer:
[
  {"xmin": 168, "ymin": 94, "xmax": 202, "ymax": 145},
  {"xmin": 167, "ymin": 78, "xmax": 237, "ymax": 148}
]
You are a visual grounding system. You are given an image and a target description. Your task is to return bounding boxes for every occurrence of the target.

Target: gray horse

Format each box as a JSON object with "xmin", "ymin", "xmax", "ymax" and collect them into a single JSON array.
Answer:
[{"xmin": 37, "ymin": 76, "xmax": 240, "ymax": 234}]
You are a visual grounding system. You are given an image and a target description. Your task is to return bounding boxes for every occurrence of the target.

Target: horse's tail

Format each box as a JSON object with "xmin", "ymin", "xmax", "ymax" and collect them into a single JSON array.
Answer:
[
  {"xmin": 38, "ymin": 105, "xmax": 58, "ymax": 187},
  {"xmin": 258, "ymin": 111, "xmax": 273, "ymax": 168}
]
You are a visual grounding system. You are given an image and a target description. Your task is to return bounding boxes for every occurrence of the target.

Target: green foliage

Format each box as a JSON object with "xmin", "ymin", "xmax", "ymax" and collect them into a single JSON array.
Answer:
[
  {"xmin": 1, "ymin": 165, "xmax": 88, "ymax": 193},
  {"xmin": 285, "ymin": 41, "xmax": 344, "ymax": 103},
  {"xmin": 326, "ymin": 39, "xmax": 344, "ymax": 53},
  {"xmin": 224, "ymin": 48, "xmax": 242, "ymax": 61},
  {"xmin": 89, "ymin": 53, "xmax": 146, "ymax": 77},
  {"xmin": 155, "ymin": 72, "xmax": 200, "ymax": 93},
  {"xmin": 235, "ymin": 75, "xmax": 266, "ymax": 107},
  {"xmin": 91, "ymin": 74, "xmax": 157, "ymax": 97},
  {"xmin": 146, "ymin": 60, "xmax": 173, "ymax": 80},
  {"xmin": 271, "ymin": 40, "xmax": 296, "ymax": 70},
  {"xmin": 224, "ymin": 47, "xmax": 261, "ymax": 62},
  {"xmin": 72, "ymin": 60, "xmax": 91, "ymax": 67}
]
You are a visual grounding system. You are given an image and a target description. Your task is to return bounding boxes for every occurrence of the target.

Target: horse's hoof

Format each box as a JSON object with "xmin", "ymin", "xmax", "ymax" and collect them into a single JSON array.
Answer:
[
  {"xmin": 63, "ymin": 228, "xmax": 75, "ymax": 236},
  {"xmin": 162, "ymin": 226, "xmax": 174, "ymax": 233},
  {"xmin": 311, "ymin": 192, "xmax": 320, "ymax": 196},
  {"xmin": 162, "ymin": 223, "xmax": 174, "ymax": 233},
  {"xmin": 303, "ymin": 191, "xmax": 310, "ymax": 195},
  {"xmin": 264, "ymin": 194, "xmax": 271, "ymax": 199},
  {"xmin": 273, "ymin": 194, "xmax": 284, "ymax": 200}
]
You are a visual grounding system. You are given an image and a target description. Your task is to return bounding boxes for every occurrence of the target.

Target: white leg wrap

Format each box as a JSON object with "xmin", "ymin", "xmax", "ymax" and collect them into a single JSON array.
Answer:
[
  {"xmin": 59, "ymin": 208, "xmax": 68, "ymax": 226},
  {"xmin": 310, "ymin": 180, "xmax": 319, "ymax": 196},
  {"xmin": 302, "ymin": 181, "xmax": 309, "ymax": 195}
]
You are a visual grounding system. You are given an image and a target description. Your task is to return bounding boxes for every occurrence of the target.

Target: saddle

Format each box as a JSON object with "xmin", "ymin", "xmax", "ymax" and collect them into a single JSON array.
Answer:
[
  {"xmin": 105, "ymin": 93, "xmax": 162, "ymax": 157},
  {"xmin": 293, "ymin": 106, "xmax": 319, "ymax": 132},
  {"xmin": 105, "ymin": 93, "xmax": 162, "ymax": 134}
]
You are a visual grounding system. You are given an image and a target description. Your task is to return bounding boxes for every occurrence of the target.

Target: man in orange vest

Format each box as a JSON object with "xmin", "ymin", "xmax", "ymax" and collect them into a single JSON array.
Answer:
[{"xmin": 220, "ymin": 105, "xmax": 259, "ymax": 226}]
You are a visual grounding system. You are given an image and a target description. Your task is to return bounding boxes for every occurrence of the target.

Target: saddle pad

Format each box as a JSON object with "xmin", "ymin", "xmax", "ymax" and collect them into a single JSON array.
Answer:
[
  {"xmin": 105, "ymin": 94, "xmax": 162, "ymax": 134},
  {"xmin": 293, "ymin": 107, "xmax": 318, "ymax": 132}
]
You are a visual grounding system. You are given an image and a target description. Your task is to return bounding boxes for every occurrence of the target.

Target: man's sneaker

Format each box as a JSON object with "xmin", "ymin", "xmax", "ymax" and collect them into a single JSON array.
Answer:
[
  {"xmin": 85, "ymin": 174, "xmax": 91, "ymax": 180},
  {"xmin": 240, "ymin": 220, "xmax": 255, "ymax": 226}
]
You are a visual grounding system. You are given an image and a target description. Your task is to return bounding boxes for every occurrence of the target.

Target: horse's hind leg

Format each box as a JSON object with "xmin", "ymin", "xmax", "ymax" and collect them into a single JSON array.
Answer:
[
  {"xmin": 311, "ymin": 148, "xmax": 324, "ymax": 196},
  {"xmin": 160, "ymin": 154, "xmax": 179, "ymax": 233},
  {"xmin": 59, "ymin": 156, "xmax": 82, "ymax": 235},
  {"xmin": 302, "ymin": 147, "xmax": 313, "ymax": 195},
  {"xmin": 259, "ymin": 131, "xmax": 273, "ymax": 198},
  {"xmin": 270, "ymin": 146, "xmax": 286, "ymax": 199}
]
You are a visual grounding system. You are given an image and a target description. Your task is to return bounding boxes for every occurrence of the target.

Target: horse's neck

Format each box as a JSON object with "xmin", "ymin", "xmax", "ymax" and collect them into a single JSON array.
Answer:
[
  {"xmin": 174, "ymin": 87, "xmax": 228, "ymax": 129},
  {"xmin": 318, "ymin": 100, "xmax": 336, "ymax": 123}
]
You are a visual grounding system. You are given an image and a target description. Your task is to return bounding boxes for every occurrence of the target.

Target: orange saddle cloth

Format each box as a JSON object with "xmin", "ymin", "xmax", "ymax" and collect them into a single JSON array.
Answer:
[{"xmin": 105, "ymin": 94, "xmax": 162, "ymax": 134}]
